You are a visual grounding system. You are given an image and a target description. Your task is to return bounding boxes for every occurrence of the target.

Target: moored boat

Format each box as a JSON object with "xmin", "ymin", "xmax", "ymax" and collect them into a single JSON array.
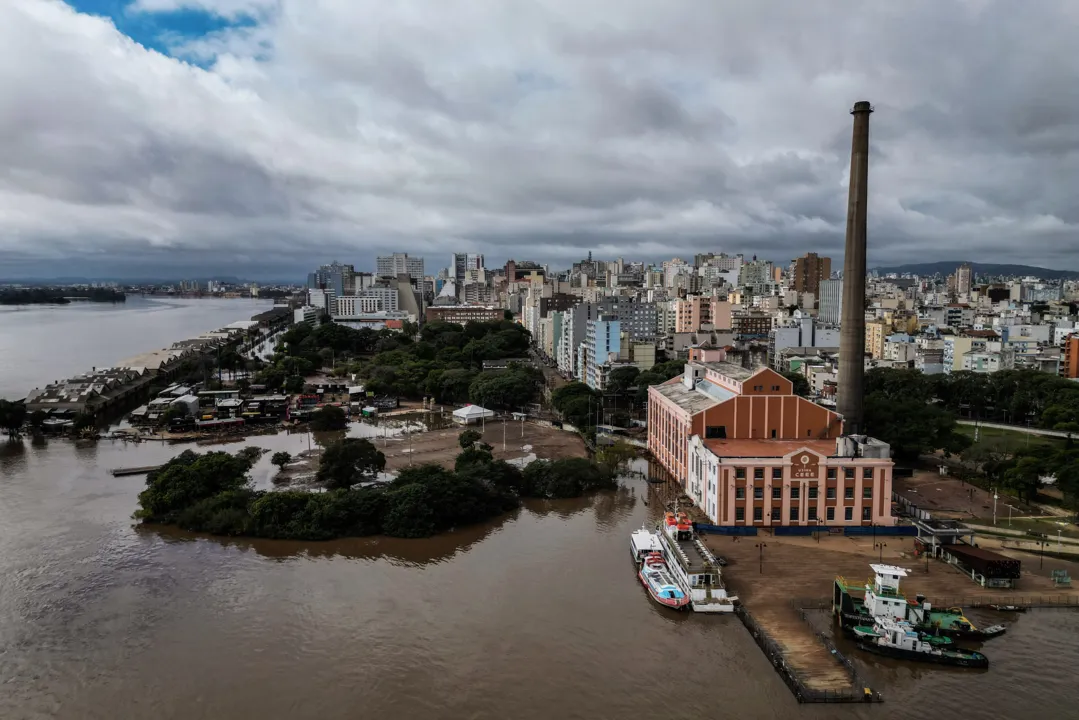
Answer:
[
  {"xmin": 656, "ymin": 511, "xmax": 736, "ymax": 613},
  {"xmin": 638, "ymin": 552, "xmax": 691, "ymax": 610},
  {"xmin": 987, "ymin": 604, "xmax": 1026, "ymax": 613},
  {"xmin": 854, "ymin": 616, "xmax": 989, "ymax": 669},
  {"xmin": 834, "ymin": 564, "xmax": 1006, "ymax": 641},
  {"xmin": 630, "ymin": 527, "xmax": 662, "ymax": 563}
]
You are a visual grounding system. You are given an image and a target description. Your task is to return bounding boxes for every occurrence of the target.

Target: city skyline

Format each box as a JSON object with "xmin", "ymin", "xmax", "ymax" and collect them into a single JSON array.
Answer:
[{"xmin": 2, "ymin": 2, "xmax": 1077, "ymax": 278}]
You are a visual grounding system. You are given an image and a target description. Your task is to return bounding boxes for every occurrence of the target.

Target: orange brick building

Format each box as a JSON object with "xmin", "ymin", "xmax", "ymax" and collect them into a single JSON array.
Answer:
[
  {"xmin": 1062, "ymin": 335, "xmax": 1079, "ymax": 379},
  {"xmin": 647, "ymin": 361, "xmax": 894, "ymax": 527}
]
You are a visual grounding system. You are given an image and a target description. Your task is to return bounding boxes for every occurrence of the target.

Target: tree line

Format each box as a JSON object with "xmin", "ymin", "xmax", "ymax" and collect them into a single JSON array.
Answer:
[
  {"xmin": 0, "ymin": 287, "xmax": 126, "ymax": 305},
  {"xmin": 253, "ymin": 318, "xmax": 542, "ymax": 410},
  {"xmin": 136, "ymin": 430, "xmax": 620, "ymax": 541}
]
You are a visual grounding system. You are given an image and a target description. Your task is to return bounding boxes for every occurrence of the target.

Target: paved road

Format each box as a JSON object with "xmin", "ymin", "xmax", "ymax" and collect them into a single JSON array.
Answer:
[{"xmin": 957, "ymin": 419, "xmax": 1073, "ymax": 439}]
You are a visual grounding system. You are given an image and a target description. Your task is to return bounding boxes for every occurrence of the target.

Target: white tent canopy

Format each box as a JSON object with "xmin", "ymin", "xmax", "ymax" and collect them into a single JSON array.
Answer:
[{"xmin": 452, "ymin": 404, "xmax": 496, "ymax": 424}]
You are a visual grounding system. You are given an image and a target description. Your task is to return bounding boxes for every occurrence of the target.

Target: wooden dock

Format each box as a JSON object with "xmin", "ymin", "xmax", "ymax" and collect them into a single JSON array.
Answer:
[{"xmin": 110, "ymin": 465, "xmax": 161, "ymax": 477}]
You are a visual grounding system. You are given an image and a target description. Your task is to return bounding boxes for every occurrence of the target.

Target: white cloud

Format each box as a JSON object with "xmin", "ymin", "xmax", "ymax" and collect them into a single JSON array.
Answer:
[{"xmin": 1, "ymin": 0, "xmax": 1078, "ymax": 278}]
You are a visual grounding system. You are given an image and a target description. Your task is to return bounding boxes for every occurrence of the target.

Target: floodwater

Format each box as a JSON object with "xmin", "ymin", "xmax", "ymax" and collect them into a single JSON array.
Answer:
[
  {"xmin": 0, "ymin": 295, "xmax": 271, "ymax": 400},
  {"xmin": 1, "ymin": 303, "xmax": 1078, "ymax": 719},
  {"xmin": 2, "ymin": 434, "xmax": 1077, "ymax": 720}
]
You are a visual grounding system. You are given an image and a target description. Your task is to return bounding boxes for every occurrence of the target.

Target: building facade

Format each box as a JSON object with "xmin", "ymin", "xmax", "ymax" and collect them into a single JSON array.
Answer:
[
  {"xmin": 425, "ymin": 305, "xmax": 504, "ymax": 324},
  {"xmin": 377, "ymin": 253, "xmax": 425, "ymax": 280},
  {"xmin": 648, "ymin": 361, "xmax": 894, "ymax": 527},
  {"xmin": 819, "ymin": 279, "xmax": 843, "ymax": 325},
  {"xmin": 793, "ymin": 253, "xmax": 832, "ymax": 298}
]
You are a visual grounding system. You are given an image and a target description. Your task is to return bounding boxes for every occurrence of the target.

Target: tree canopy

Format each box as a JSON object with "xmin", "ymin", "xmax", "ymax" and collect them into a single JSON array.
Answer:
[
  {"xmin": 316, "ymin": 438, "xmax": 386, "ymax": 490},
  {"xmin": 136, "ymin": 439, "xmax": 620, "ymax": 541},
  {"xmin": 863, "ymin": 368, "xmax": 970, "ymax": 460},
  {"xmin": 310, "ymin": 405, "xmax": 348, "ymax": 432},
  {"xmin": 0, "ymin": 399, "xmax": 28, "ymax": 436}
]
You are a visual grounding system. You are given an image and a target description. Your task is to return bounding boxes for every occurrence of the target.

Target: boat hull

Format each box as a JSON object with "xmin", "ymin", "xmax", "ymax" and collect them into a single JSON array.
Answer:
[
  {"xmin": 839, "ymin": 611, "xmax": 1005, "ymax": 641},
  {"xmin": 638, "ymin": 570, "xmax": 690, "ymax": 610},
  {"xmin": 856, "ymin": 641, "xmax": 989, "ymax": 669}
]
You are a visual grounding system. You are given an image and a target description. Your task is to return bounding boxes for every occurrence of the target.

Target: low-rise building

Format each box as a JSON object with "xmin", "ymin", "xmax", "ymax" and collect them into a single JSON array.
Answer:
[{"xmin": 425, "ymin": 305, "xmax": 504, "ymax": 325}]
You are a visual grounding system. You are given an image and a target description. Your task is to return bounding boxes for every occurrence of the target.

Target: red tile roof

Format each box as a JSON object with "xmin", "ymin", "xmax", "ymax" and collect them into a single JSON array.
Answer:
[{"xmin": 702, "ymin": 438, "xmax": 837, "ymax": 458}]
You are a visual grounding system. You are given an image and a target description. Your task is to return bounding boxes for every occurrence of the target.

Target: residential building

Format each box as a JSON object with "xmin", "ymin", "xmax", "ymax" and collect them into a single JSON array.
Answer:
[
  {"xmin": 865, "ymin": 320, "xmax": 888, "ymax": 360},
  {"xmin": 424, "ymin": 305, "xmax": 503, "ymax": 324},
  {"xmin": 675, "ymin": 296, "xmax": 712, "ymax": 333},
  {"xmin": 582, "ymin": 315, "xmax": 621, "ymax": 390},
  {"xmin": 357, "ymin": 287, "xmax": 399, "ymax": 312},
  {"xmin": 336, "ymin": 295, "xmax": 384, "ymax": 316},
  {"xmin": 768, "ymin": 312, "xmax": 840, "ymax": 369},
  {"xmin": 819, "ymin": 279, "xmax": 843, "ymax": 325},
  {"xmin": 732, "ymin": 312, "xmax": 772, "ymax": 339},
  {"xmin": 1061, "ymin": 335, "xmax": 1079, "ymax": 379},
  {"xmin": 307, "ymin": 262, "xmax": 355, "ymax": 296},
  {"xmin": 376, "ymin": 253, "xmax": 424, "ymax": 280},
  {"xmin": 294, "ymin": 306, "xmax": 320, "ymax": 326},
  {"xmin": 793, "ymin": 253, "xmax": 831, "ymax": 299},
  {"xmin": 451, "ymin": 253, "xmax": 484, "ymax": 284},
  {"xmin": 956, "ymin": 263, "xmax": 973, "ymax": 297},
  {"xmin": 962, "ymin": 350, "xmax": 1015, "ymax": 374},
  {"xmin": 649, "ymin": 362, "xmax": 894, "ymax": 527}
]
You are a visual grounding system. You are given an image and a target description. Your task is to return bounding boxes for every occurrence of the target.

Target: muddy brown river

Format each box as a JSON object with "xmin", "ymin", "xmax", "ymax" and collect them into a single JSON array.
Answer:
[
  {"xmin": 1, "ymin": 303, "xmax": 1076, "ymax": 718},
  {"xmin": 1, "ymin": 436, "xmax": 1077, "ymax": 720}
]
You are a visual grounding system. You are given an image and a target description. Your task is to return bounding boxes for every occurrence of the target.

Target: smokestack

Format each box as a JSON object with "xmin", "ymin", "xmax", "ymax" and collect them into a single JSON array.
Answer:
[{"xmin": 837, "ymin": 100, "xmax": 872, "ymax": 435}]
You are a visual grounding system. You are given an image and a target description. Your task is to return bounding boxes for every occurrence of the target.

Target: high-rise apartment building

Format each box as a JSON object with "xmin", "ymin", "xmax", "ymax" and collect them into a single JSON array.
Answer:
[
  {"xmin": 307, "ymin": 262, "xmax": 355, "ymax": 297},
  {"xmin": 451, "ymin": 253, "xmax": 485, "ymax": 284},
  {"xmin": 819, "ymin": 280, "xmax": 843, "ymax": 325},
  {"xmin": 377, "ymin": 253, "xmax": 424, "ymax": 280},
  {"xmin": 956, "ymin": 263, "xmax": 973, "ymax": 296},
  {"xmin": 793, "ymin": 253, "xmax": 832, "ymax": 298}
]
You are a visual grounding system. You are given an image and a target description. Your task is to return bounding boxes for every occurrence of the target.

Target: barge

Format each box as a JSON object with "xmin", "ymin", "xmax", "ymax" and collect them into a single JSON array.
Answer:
[
  {"xmin": 834, "ymin": 564, "xmax": 1005, "ymax": 641},
  {"xmin": 854, "ymin": 616, "xmax": 989, "ymax": 669}
]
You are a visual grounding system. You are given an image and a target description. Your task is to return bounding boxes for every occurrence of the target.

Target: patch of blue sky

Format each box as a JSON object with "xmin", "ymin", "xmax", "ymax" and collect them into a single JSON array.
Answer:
[{"xmin": 64, "ymin": 1, "xmax": 258, "ymax": 64}]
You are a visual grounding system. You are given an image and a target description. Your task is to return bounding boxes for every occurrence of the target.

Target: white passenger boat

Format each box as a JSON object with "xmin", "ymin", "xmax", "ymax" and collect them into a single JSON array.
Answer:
[
  {"xmin": 638, "ymin": 552, "xmax": 691, "ymax": 610},
  {"xmin": 630, "ymin": 527, "xmax": 662, "ymax": 562},
  {"xmin": 657, "ymin": 511, "xmax": 737, "ymax": 613}
]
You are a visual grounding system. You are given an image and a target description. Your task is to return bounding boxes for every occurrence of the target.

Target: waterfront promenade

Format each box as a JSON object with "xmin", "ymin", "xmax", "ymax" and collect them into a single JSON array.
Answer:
[{"xmin": 711, "ymin": 532, "xmax": 1079, "ymax": 700}]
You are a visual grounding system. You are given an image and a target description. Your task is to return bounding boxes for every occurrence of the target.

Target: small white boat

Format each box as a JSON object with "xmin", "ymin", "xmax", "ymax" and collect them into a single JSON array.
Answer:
[
  {"xmin": 638, "ymin": 552, "xmax": 690, "ymax": 610},
  {"xmin": 630, "ymin": 527, "xmax": 662, "ymax": 562}
]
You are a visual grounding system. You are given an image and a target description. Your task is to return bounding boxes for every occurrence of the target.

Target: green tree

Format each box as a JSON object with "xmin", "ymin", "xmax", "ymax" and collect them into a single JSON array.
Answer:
[
  {"xmin": 606, "ymin": 366, "xmax": 640, "ymax": 395},
  {"xmin": 284, "ymin": 375, "xmax": 305, "ymax": 394},
  {"xmin": 137, "ymin": 450, "xmax": 253, "ymax": 522},
  {"xmin": 310, "ymin": 405, "xmax": 348, "ymax": 431},
  {"xmin": 72, "ymin": 412, "xmax": 96, "ymax": 432},
  {"xmin": 317, "ymin": 438, "xmax": 386, "ymax": 490},
  {"xmin": 28, "ymin": 409, "xmax": 48, "ymax": 434},
  {"xmin": 468, "ymin": 368, "xmax": 538, "ymax": 410},
  {"xmin": 1002, "ymin": 455, "xmax": 1044, "ymax": 504},
  {"xmin": 458, "ymin": 429, "xmax": 482, "ymax": 448},
  {"xmin": 0, "ymin": 399, "xmax": 27, "ymax": 436},
  {"xmin": 863, "ymin": 393, "xmax": 970, "ymax": 461},
  {"xmin": 781, "ymin": 370, "xmax": 811, "ymax": 397},
  {"xmin": 271, "ymin": 451, "xmax": 292, "ymax": 470},
  {"xmin": 164, "ymin": 404, "xmax": 189, "ymax": 424}
]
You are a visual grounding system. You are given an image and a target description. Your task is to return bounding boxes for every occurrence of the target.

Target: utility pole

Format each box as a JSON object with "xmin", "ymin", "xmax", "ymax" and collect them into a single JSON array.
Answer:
[{"xmin": 502, "ymin": 416, "xmax": 507, "ymax": 451}]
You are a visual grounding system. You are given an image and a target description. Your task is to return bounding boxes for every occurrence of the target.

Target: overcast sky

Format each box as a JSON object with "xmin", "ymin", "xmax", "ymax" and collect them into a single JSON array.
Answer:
[{"xmin": 2, "ymin": 1, "xmax": 1077, "ymax": 280}]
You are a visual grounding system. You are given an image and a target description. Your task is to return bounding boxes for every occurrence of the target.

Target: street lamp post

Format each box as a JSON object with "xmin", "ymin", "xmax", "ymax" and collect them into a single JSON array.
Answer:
[
  {"xmin": 993, "ymin": 489, "xmax": 999, "ymax": 526},
  {"xmin": 816, "ymin": 518, "xmax": 824, "ymax": 544},
  {"xmin": 1039, "ymin": 539, "xmax": 1048, "ymax": 569},
  {"xmin": 756, "ymin": 543, "xmax": 767, "ymax": 574},
  {"xmin": 874, "ymin": 542, "xmax": 887, "ymax": 563}
]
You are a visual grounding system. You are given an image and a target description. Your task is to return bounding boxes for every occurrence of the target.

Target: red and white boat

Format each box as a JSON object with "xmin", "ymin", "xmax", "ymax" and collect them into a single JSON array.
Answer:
[{"xmin": 638, "ymin": 551, "xmax": 691, "ymax": 610}]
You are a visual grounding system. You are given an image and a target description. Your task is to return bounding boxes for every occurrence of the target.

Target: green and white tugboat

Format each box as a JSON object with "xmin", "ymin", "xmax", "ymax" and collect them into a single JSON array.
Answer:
[
  {"xmin": 834, "ymin": 564, "xmax": 1005, "ymax": 641},
  {"xmin": 853, "ymin": 615, "xmax": 989, "ymax": 668}
]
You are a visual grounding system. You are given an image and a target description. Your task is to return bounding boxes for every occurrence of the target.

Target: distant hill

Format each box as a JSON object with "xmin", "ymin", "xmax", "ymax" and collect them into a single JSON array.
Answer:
[{"xmin": 873, "ymin": 261, "xmax": 1079, "ymax": 281}]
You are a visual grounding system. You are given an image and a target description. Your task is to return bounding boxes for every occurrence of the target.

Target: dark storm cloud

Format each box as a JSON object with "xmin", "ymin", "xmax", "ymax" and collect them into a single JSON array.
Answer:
[{"xmin": 1, "ymin": 0, "xmax": 1077, "ymax": 279}]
